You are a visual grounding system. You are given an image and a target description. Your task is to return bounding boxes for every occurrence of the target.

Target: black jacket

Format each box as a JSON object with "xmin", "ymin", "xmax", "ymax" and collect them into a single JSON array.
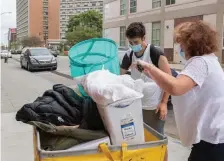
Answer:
[{"xmin": 16, "ymin": 84, "xmax": 104, "ymax": 130}]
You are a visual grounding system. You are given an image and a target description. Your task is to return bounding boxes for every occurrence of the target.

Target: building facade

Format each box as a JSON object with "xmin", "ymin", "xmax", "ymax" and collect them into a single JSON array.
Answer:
[
  {"xmin": 59, "ymin": 0, "xmax": 103, "ymax": 40},
  {"xmin": 16, "ymin": 0, "xmax": 60, "ymax": 47},
  {"xmin": 16, "ymin": 0, "xmax": 29, "ymax": 39},
  {"xmin": 16, "ymin": 0, "xmax": 103, "ymax": 48},
  {"xmin": 103, "ymin": 0, "xmax": 224, "ymax": 63},
  {"xmin": 8, "ymin": 28, "xmax": 17, "ymax": 49}
]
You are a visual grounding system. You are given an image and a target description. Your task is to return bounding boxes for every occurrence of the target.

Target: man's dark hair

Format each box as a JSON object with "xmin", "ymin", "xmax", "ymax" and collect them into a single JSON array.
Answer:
[{"xmin": 125, "ymin": 22, "xmax": 146, "ymax": 39}]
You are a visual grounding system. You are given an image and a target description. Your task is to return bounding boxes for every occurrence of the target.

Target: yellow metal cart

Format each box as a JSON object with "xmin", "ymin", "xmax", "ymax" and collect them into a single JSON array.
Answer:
[{"xmin": 33, "ymin": 123, "xmax": 167, "ymax": 161}]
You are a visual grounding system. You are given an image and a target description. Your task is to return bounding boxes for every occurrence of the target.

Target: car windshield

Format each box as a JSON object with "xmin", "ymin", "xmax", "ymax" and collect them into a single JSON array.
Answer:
[{"xmin": 30, "ymin": 48, "xmax": 51, "ymax": 56}]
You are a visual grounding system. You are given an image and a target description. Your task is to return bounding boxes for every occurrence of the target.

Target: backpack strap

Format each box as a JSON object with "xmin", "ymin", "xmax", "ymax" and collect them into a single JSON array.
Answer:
[{"xmin": 129, "ymin": 50, "xmax": 134, "ymax": 64}]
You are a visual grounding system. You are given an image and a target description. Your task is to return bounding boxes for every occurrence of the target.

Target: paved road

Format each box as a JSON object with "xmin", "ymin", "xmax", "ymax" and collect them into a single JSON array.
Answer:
[{"xmin": 1, "ymin": 57, "xmax": 190, "ymax": 161}]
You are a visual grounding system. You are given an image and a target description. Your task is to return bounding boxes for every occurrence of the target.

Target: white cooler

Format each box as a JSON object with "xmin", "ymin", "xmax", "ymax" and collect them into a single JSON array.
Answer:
[{"xmin": 97, "ymin": 96, "xmax": 144, "ymax": 145}]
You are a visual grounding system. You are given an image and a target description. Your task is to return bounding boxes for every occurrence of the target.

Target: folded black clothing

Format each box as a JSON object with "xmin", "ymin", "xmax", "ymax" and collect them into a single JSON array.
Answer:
[{"xmin": 16, "ymin": 84, "xmax": 105, "ymax": 130}]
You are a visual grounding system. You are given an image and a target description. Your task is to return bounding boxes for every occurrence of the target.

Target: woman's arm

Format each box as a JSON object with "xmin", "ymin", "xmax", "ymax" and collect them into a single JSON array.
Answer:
[
  {"xmin": 135, "ymin": 61, "xmax": 196, "ymax": 96},
  {"xmin": 147, "ymin": 64, "xmax": 196, "ymax": 95},
  {"xmin": 158, "ymin": 56, "xmax": 171, "ymax": 102}
]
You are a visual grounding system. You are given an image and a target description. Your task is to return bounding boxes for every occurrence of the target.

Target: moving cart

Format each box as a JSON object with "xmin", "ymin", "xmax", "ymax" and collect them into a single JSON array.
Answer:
[{"xmin": 33, "ymin": 123, "xmax": 167, "ymax": 161}]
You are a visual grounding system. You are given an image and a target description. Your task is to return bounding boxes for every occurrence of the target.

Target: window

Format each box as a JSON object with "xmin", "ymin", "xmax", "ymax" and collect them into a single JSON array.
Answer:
[
  {"xmin": 166, "ymin": 0, "xmax": 175, "ymax": 5},
  {"xmin": 130, "ymin": 0, "xmax": 136, "ymax": 13},
  {"xmin": 152, "ymin": 0, "xmax": 161, "ymax": 8},
  {"xmin": 120, "ymin": 0, "xmax": 126, "ymax": 15},
  {"xmin": 152, "ymin": 22, "xmax": 161, "ymax": 46},
  {"xmin": 120, "ymin": 26, "xmax": 126, "ymax": 47}
]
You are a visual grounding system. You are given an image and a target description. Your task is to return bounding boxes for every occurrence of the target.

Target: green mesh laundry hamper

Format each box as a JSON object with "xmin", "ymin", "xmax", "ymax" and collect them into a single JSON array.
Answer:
[
  {"xmin": 69, "ymin": 38, "xmax": 120, "ymax": 96},
  {"xmin": 69, "ymin": 38, "xmax": 120, "ymax": 77}
]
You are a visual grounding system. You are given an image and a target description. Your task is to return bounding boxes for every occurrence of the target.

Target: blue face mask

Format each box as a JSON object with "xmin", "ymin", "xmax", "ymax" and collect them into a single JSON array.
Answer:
[
  {"xmin": 180, "ymin": 51, "xmax": 185, "ymax": 59},
  {"xmin": 177, "ymin": 44, "xmax": 185, "ymax": 59},
  {"xmin": 130, "ymin": 44, "xmax": 143, "ymax": 53}
]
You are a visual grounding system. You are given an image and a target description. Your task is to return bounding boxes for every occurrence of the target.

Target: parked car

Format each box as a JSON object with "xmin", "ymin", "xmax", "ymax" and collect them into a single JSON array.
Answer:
[
  {"xmin": 20, "ymin": 47, "xmax": 57, "ymax": 71},
  {"xmin": 16, "ymin": 50, "xmax": 22, "ymax": 54},
  {"xmin": 49, "ymin": 49, "xmax": 59, "ymax": 57},
  {"xmin": 11, "ymin": 50, "xmax": 16, "ymax": 54},
  {"xmin": 0, "ymin": 50, "xmax": 12, "ymax": 58},
  {"xmin": 8, "ymin": 51, "xmax": 12, "ymax": 58}
]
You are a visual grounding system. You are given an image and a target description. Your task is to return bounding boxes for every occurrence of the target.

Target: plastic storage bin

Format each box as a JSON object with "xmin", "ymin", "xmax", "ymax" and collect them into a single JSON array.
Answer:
[
  {"xmin": 97, "ymin": 96, "xmax": 144, "ymax": 145},
  {"xmin": 69, "ymin": 38, "xmax": 120, "ymax": 78}
]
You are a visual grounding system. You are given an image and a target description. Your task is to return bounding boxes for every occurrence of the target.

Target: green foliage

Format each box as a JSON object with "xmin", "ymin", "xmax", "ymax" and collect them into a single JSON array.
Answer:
[
  {"xmin": 66, "ymin": 26, "xmax": 101, "ymax": 46},
  {"xmin": 66, "ymin": 10, "xmax": 102, "ymax": 46},
  {"xmin": 10, "ymin": 41, "xmax": 20, "ymax": 49},
  {"xmin": 21, "ymin": 36, "xmax": 42, "ymax": 47}
]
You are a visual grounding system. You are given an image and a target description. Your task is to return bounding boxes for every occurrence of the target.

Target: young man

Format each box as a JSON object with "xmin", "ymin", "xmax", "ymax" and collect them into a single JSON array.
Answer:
[{"xmin": 120, "ymin": 22, "xmax": 171, "ymax": 135}]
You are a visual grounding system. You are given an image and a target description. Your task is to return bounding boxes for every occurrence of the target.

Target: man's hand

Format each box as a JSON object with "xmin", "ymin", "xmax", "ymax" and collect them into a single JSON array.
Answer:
[{"xmin": 156, "ymin": 102, "xmax": 168, "ymax": 120}]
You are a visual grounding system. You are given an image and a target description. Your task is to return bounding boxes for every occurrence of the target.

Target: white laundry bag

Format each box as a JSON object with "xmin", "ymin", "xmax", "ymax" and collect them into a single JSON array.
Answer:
[{"xmin": 75, "ymin": 70, "xmax": 143, "ymax": 105}]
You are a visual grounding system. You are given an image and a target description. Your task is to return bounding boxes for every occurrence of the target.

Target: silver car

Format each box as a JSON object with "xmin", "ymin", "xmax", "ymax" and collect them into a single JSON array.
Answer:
[{"xmin": 20, "ymin": 47, "xmax": 57, "ymax": 71}]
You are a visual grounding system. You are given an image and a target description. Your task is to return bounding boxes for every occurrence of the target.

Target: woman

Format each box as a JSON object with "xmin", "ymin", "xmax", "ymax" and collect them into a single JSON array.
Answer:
[{"xmin": 133, "ymin": 21, "xmax": 224, "ymax": 161}]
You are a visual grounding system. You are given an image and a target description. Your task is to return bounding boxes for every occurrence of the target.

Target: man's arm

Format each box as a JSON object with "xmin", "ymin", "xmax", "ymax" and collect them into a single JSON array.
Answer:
[
  {"xmin": 157, "ymin": 55, "xmax": 171, "ymax": 120},
  {"xmin": 120, "ymin": 53, "xmax": 131, "ymax": 75}
]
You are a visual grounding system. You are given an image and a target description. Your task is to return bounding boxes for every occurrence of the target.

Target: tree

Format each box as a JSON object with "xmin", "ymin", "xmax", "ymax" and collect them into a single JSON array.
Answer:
[
  {"xmin": 66, "ymin": 26, "xmax": 101, "ymax": 46},
  {"xmin": 10, "ymin": 41, "xmax": 20, "ymax": 49},
  {"xmin": 21, "ymin": 36, "xmax": 42, "ymax": 48},
  {"xmin": 66, "ymin": 10, "xmax": 103, "ymax": 46}
]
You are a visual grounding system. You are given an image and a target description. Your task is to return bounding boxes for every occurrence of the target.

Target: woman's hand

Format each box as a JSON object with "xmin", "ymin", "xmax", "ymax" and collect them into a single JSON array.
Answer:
[{"xmin": 131, "ymin": 60, "xmax": 152, "ymax": 75}]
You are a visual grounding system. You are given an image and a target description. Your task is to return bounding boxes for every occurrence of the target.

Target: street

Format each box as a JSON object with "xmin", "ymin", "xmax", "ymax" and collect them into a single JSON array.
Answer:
[{"xmin": 1, "ymin": 56, "xmax": 190, "ymax": 161}]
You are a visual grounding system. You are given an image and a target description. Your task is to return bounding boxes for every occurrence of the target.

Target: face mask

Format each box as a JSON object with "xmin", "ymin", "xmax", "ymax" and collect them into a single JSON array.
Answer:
[
  {"xmin": 177, "ymin": 44, "xmax": 185, "ymax": 59},
  {"xmin": 130, "ymin": 44, "xmax": 143, "ymax": 53}
]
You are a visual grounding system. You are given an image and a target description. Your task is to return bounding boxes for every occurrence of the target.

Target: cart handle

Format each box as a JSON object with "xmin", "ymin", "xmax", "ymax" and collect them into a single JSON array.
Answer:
[{"xmin": 99, "ymin": 143, "xmax": 128, "ymax": 161}]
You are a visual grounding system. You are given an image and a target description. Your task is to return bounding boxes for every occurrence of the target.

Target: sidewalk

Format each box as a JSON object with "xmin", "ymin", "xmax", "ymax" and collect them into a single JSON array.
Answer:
[{"xmin": 1, "ymin": 60, "xmax": 53, "ymax": 161}]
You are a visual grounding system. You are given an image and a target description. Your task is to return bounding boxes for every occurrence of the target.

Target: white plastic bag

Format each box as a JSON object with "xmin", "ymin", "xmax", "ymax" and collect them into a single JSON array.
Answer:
[{"xmin": 75, "ymin": 70, "xmax": 142, "ymax": 105}]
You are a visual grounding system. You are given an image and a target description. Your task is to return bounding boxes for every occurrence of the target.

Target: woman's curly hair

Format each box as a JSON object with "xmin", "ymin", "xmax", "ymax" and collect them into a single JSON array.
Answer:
[{"xmin": 174, "ymin": 21, "xmax": 219, "ymax": 58}]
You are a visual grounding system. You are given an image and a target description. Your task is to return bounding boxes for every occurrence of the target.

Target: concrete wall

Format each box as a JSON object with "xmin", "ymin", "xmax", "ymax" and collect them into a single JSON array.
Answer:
[
  {"xmin": 164, "ymin": 19, "xmax": 174, "ymax": 48},
  {"xmin": 165, "ymin": 0, "xmax": 217, "ymax": 12},
  {"xmin": 48, "ymin": 0, "xmax": 60, "ymax": 40},
  {"xmin": 164, "ymin": 19, "xmax": 174, "ymax": 61},
  {"xmin": 176, "ymin": 0, "xmax": 199, "ymax": 4},
  {"xmin": 203, "ymin": 14, "xmax": 217, "ymax": 29},
  {"xmin": 144, "ymin": 23, "xmax": 152, "ymax": 43},
  {"xmin": 104, "ymin": 27, "xmax": 120, "ymax": 45},
  {"xmin": 104, "ymin": 0, "xmax": 120, "ymax": 20},
  {"xmin": 136, "ymin": 0, "xmax": 152, "ymax": 13}
]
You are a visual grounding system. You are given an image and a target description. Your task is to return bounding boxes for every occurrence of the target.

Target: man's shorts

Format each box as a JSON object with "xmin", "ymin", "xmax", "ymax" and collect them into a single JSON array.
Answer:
[{"xmin": 143, "ymin": 109, "xmax": 165, "ymax": 134}]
